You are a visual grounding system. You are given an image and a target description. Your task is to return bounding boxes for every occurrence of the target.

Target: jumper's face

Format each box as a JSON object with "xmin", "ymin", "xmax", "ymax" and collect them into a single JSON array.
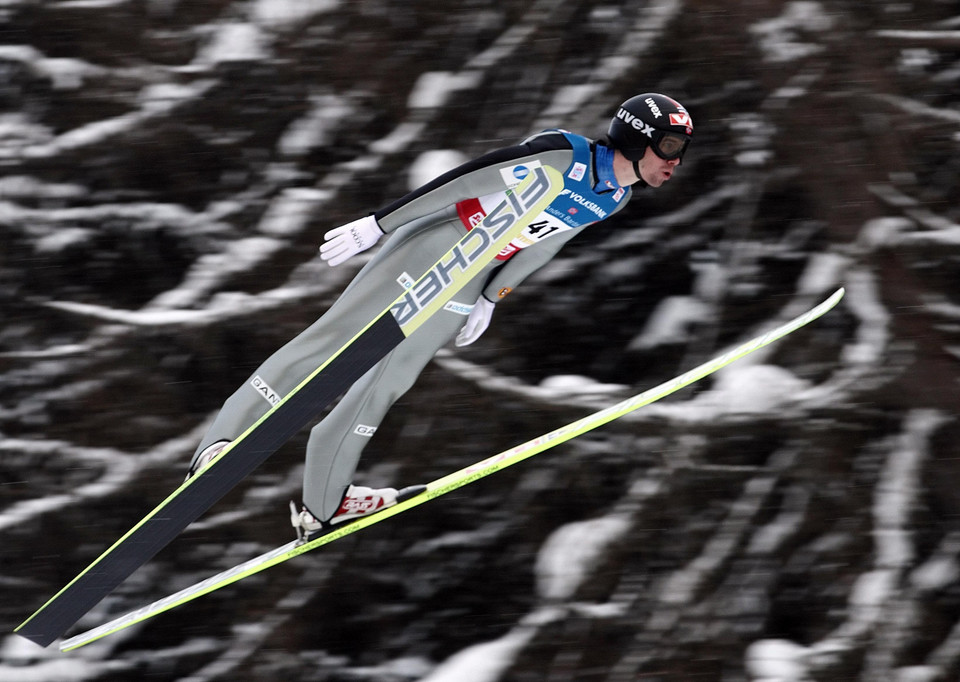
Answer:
[{"xmin": 637, "ymin": 145, "xmax": 681, "ymax": 187}]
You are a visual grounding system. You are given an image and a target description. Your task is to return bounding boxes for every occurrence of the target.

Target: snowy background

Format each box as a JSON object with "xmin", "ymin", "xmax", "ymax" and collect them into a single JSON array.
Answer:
[{"xmin": 2, "ymin": 0, "xmax": 960, "ymax": 680}]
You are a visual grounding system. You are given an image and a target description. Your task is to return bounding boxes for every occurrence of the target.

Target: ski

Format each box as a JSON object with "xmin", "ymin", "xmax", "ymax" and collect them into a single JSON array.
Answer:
[
  {"xmin": 59, "ymin": 288, "xmax": 845, "ymax": 652},
  {"xmin": 15, "ymin": 166, "xmax": 564, "ymax": 648}
]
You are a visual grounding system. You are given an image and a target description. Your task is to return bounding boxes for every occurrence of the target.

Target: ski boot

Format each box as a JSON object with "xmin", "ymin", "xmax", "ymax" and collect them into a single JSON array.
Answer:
[
  {"xmin": 290, "ymin": 484, "xmax": 427, "ymax": 543},
  {"xmin": 185, "ymin": 440, "xmax": 231, "ymax": 481}
]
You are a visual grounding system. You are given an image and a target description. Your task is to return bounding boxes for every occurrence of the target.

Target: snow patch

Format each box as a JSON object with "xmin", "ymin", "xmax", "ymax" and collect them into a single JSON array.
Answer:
[
  {"xmin": 0, "ymin": 114, "xmax": 54, "ymax": 155},
  {"xmin": 148, "ymin": 236, "xmax": 285, "ymax": 309},
  {"xmin": 797, "ymin": 252, "xmax": 847, "ymax": 293},
  {"xmin": 0, "ymin": 175, "xmax": 86, "ymax": 201},
  {"xmin": 629, "ymin": 295, "xmax": 712, "ymax": 350},
  {"xmin": 535, "ymin": 515, "xmax": 632, "ymax": 600},
  {"xmin": 251, "ymin": 0, "xmax": 340, "ymax": 28},
  {"xmin": 257, "ymin": 188, "xmax": 329, "ymax": 237},
  {"xmin": 368, "ymin": 121, "xmax": 427, "ymax": 155},
  {"xmin": 747, "ymin": 486, "xmax": 810, "ymax": 555},
  {"xmin": 539, "ymin": 83, "xmax": 601, "ymax": 119},
  {"xmin": 750, "ymin": 1, "xmax": 834, "ymax": 62},
  {"xmin": 850, "ymin": 569, "xmax": 896, "ymax": 610},
  {"xmin": 53, "ymin": 0, "xmax": 129, "ymax": 7},
  {"xmin": 538, "ymin": 374, "xmax": 627, "ymax": 396},
  {"xmin": 34, "ymin": 227, "xmax": 94, "ymax": 253},
  {"xmin": 419, "ymin": 628, "xmax": 537, "ymax": 682},
  {"xmin": 690, "ymin": 364, "xmax": 811, "ymax": 415},
  {"xmin": 0, "ymin": 656, "xmax": 110, "ymax": 682},
  {"xmin": 0, "ymin": 45, "xmax": 106, "ymax": 90},
  {"xmin": 840, "ymin": 270, "xmax": 888, "ymax": 366},
  {"xmin": 138, "ymin": 82, "xmax": 213, "ymax": 113},
  {"xmin": 873, "ymin": 410, "xmax": 945, "ymax": 569},
  {"xmin": 735, "ymin": 149, "xmax": 774, "ymax": 167},
  {"xmin": 745, "ymin": 638, "xmax": 810, "ymax": 681},
  {"xmin": 407, "ymin": 71, "xmax": 482, "ymax": 110},
  {"xmin": 409, "ymin": 150, "xmax": 469, "ymax": 190},
  {"xmin": 895, "ymin": 666, "xmax": 943, "ymax": 682},
  {"xmin": 419, "ymin": 608, "xmax": 563, "ymax": 682},
  {"xmin": 910, "ymin": 555, "xmax": 959, "ymax": 592},
  {"xmin": 195, "ymin": 23, "xmax": 269, "ymax": 64},
  {"xmin": 278, "ymin": 94, "xmax": 353, "ymax": 156},
  {"xmin": 901, "ymin": 224, "xmax": 960, "ymax": 247},
  {"xmin": 344, "ymin": 656, "xmax": 433, "ymax": 681},
  {"xmin": 858, "ymin": 217, "xmax": 915, "ymax": 249},
  {"xmin": 910, "ymin": 532, "xmax": 960, "ymax": 592},
  {"xmin": 10, "ymin": 81, "xmax": 214, "ymax": 158}
]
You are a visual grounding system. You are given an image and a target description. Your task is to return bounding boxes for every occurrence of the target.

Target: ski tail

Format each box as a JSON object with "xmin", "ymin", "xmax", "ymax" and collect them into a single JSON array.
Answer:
[
  {"xmin": 16, "ymin": 166, "xmax": 564, "ymax": 648},
  {"xmin": 58, "ymin": 288, "xmax": 844, "ymax": 652}
]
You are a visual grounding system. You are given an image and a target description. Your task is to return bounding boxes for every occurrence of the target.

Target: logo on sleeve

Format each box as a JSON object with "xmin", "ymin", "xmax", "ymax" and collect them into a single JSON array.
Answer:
[
  {"xmin": 397, "ymin": 272, "xmax": 415, "ymax": 290},
  {"xmin": 444, "ymin": 301, "xmax": 474, "ymax": 316}
]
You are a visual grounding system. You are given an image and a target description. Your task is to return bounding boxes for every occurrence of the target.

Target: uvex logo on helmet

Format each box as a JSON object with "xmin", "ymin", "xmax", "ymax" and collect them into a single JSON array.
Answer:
[
  {"xmin": 614, "ymin": 108, "xmax": 654, "ymax": 137},
  {"xmin": 645, "ymin": 97, "xmax": 663, "ymax": 118}
]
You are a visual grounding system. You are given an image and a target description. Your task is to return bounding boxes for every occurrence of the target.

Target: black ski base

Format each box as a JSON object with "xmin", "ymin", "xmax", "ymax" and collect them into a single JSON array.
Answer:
[{"xmin": 17, "ymin": 315, "xmax": 405, "ymax": 648}]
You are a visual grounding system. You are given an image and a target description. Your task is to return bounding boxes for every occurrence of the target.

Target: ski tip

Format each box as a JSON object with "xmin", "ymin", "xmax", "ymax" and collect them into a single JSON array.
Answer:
[{"xmin": 813, "ymin": 287, "xmax": 845, "ymax": 311}]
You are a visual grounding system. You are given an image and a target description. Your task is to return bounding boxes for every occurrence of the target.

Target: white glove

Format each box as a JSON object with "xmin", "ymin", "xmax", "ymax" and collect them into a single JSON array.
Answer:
[
  {"xmin": 455, "ymin": 297, "xmax": 496, "ymax": 347},
  {"xmin": 319, "ymin": 215, "xmax": 383, "ymax": 266}
]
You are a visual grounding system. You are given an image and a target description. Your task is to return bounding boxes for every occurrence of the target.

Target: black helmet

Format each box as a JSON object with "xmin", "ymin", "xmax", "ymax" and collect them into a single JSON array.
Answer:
[{"xmin": 608, "ymin": 93, "xmax": 693, "ymax": 163}]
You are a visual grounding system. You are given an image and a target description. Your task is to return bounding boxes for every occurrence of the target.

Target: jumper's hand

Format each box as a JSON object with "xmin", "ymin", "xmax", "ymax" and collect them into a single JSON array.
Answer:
[
  {"xmin": 455, "ymin": 297, "xmax": 496, "ymax": 347},
  {"xmin": 319, "ymin": 215, "xmax": 383, "ymax": 266}
]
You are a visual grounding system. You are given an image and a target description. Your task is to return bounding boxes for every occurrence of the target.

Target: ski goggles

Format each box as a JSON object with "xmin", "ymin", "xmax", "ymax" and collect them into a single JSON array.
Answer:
[{"xmin": 650, "ymin": 131, "xmax": 690, "ymax": 161}]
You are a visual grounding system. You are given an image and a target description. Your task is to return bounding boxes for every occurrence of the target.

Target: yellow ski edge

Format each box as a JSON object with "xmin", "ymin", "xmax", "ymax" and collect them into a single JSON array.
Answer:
[
  {"xmin": 19, "ymin": 167, "xmax": 563, "ymax": 637},
  {"xmin": 59, "ymin": 287, "xmax": 843, "ymax": 651}
]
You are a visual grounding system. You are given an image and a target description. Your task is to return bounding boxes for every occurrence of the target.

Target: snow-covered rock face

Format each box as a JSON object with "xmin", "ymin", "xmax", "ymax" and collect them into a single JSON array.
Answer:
[{"xmin": 2, "ymin": 1, "xmax": 959, "ymax": 680}]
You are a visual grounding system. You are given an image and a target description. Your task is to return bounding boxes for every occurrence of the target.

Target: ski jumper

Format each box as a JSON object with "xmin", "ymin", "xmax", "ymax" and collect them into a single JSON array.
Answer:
[{"xmin": 193, "ymin": 130, "xmax": 633, "ymax": 520}]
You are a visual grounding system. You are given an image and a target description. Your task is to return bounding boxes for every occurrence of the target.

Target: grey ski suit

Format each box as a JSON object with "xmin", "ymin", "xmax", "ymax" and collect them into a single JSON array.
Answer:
[{"xmin": 193, "ymin": 130, "xmax": 633, "ymax": 520}]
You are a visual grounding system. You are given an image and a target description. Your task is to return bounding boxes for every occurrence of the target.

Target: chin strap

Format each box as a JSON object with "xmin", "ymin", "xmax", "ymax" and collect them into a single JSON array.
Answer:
[{"xmin": 632, "ymin": 159, "xmax": 648, "ymax": 188}]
